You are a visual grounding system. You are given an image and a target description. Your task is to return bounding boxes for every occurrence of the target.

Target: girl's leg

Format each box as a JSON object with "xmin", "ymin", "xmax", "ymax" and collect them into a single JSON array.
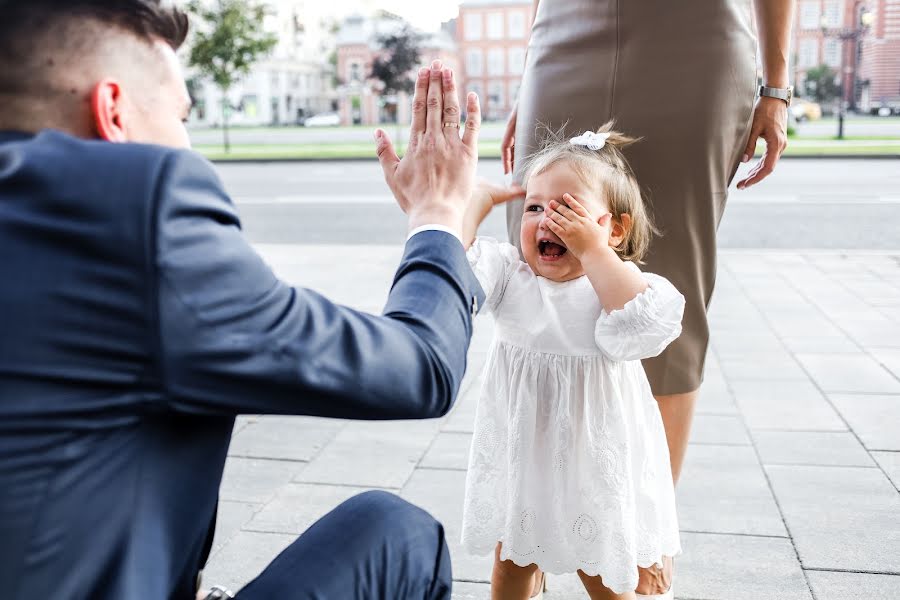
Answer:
[
  {"xmin": 491, "ymin": 543, "xmax": 540, "ymax": 600},
  {"xmin": 577, "ymin": 570, "xmax": 636, "ymax": 600}
]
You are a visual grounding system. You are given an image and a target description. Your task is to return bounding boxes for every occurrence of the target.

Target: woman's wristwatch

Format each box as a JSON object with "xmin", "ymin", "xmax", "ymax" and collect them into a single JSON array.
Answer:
[{"xmin": 758, "ymin": 85, "xmax": 793, "ymax": 105}]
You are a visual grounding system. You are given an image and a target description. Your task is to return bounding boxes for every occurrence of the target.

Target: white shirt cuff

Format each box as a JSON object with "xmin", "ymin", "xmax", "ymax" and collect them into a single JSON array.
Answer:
[{"xmin": 407, "ymin": 225, "xmax": 463, "ymax": 245}]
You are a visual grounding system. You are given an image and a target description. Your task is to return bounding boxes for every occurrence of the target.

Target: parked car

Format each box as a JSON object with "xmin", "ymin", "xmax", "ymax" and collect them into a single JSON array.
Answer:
[
  {"xmin": 790, "ymin": 98, "xmax": 822, "ymax": 122},
  {"xmin": 302, "ymin": 112, "xmax": 341, "ymax": 127}
]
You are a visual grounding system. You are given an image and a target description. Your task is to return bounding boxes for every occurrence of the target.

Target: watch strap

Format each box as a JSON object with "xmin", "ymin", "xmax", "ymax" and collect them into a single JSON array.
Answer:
[{"xmin": 758, "ymin": 85, "xmax": 793, "ymax": 104}]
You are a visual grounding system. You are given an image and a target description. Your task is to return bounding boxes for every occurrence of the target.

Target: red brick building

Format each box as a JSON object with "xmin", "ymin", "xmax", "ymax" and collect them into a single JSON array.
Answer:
[
  {"xmin": 859, "ymin": 0, "xmax": 900, "ymax": 111},
  {"xmin": 456, "ymin": 0, "xmax": 534, "ymax": 121},
  {"xmin": 793, "ymin": 0, "xmax": 900, "ymax": 111},
  {"xmin": 335, "ymin": 13, "xmax": 457, "ymax": 126}
]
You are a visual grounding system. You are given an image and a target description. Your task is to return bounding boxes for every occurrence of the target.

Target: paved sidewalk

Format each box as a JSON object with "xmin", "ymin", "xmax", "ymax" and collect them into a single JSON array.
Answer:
[{"xmin": 203, "ymin": 245, "xmax": 900, "ymax": 599}]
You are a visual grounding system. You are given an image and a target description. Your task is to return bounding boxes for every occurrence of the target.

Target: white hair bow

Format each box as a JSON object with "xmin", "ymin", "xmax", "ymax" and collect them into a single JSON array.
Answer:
[{"xmin": 569, "ymin": 131, "xmax": 610, "ymax": 151}]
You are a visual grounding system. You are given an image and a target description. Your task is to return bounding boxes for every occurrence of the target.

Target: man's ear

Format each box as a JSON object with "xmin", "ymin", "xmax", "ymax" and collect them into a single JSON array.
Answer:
[{"xmin": 90, "ymin": 79, "xmax": 127, "ymax": 142}]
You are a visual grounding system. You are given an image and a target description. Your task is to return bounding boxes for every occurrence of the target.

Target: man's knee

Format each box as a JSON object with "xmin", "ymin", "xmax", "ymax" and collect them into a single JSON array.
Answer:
[{"xmin": 342, "ymin": 490, "xmax": 444, "ymax": 546}]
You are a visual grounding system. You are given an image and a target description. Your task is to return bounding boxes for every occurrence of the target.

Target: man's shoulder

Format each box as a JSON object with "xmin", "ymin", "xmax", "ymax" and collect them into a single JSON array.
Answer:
[{"xmin": 34, "ymin": 129, "xmax": 210, "ymax": 175}]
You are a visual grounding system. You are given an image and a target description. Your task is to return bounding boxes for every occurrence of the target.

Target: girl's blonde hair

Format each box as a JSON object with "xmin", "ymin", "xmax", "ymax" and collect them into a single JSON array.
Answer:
[{"xmin": 520, "ymin": 121, "xmax": 657, "ymax": 263}]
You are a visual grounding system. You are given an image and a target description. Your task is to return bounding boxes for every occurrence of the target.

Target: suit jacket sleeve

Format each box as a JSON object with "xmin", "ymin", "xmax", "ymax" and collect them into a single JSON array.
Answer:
[{"xmin": 153, "ymin": 150, "xmax": 485, "ymax": 420}]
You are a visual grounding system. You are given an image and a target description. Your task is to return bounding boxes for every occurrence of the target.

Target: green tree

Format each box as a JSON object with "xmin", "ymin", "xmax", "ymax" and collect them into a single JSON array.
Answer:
[
  {"xmin": 803, "ymin": 64, "xmax": 841, "ymax": 105},
  {"xmin": 370, "ymin": 25, "xmax": 422, "ymax": 151},
  {"xmin": 186, "ymin": 0, "xmax": 278, "ymax": 152}
]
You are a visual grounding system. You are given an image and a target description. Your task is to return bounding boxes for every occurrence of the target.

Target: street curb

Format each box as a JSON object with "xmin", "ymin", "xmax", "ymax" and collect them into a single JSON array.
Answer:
[{"xmin": 209, "ymin": 154, "xmax": 900, "ymax": 164}]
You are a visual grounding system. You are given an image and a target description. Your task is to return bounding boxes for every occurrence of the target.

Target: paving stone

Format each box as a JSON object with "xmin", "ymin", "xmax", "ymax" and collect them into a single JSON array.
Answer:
[
  {"xmin": 245, "ymin": 482, "xmax": 377, "ymax": 534},
  {"xmin": 675, "ymin": 532, "xmax": 812, "ymax": 600},
  {"xmin": 218, "ymin": 457, "xmax": 305, "ymax": 504},
  {"xmin": 763, "ymin": 310, "xmax": 846, "ymax": 339},
  {"xmin": 872, "ymin": 451, "xmax": 900, "ymax": 490},
  {"xmin": 295, "ymin": 419, "xmax": 441, "ymax": 488},
  {"xmin": 766, "ymin": 465, "xmax": 900, "ymax": 572},
  {"xmin": 796, "ymin": 354, "xmax": 900, "ymax": 394},
  {"xmin": 689, "ymin": 415, "xmax": 751, "ymax": 446},
  {"xmin": 871, "ymin": 347, "xmax": 900, "ymax": 379},
  {"xmin": 228, "ymin": 415, "xmax": 343, "ymax": 461},
  {"xmin": 838, "ymin": 315, "xmax": 900, "ymax": 348},
  {"xmin": 421, "ymin": 432, "xmax": 472, "ymax": 471},
  {"xmin": 210, "ymin": 500, "xmax": 260, "ymax": 555},
  {"xmin": 806, "ymin": 571, "xmax": 900, "ymax": 600},
  {"xmin": 696, "ymin": 369, "xmax": 738, "ymax": 416},
  {"xmin": 730, "ymin": 380, "xmax": 845, "ymax": 431},
  {"xmin": 676, "ymin": 445, "xmax": 786, "ymax": 537},
  {"xmin": 829, "ymin": 394, "xmax": 900, "ymax": 451},
  {"xmin": 201, "ymin": 530, "xmax": 295, "ymax": 593},
  {"xmin": 451, "ymin": 581, "xmax": 492, "ymax": 598},
  {"xmin": 401, "ymin": 468, "xmax": 494, "ymax": 583},
  {"xmin": 717, "ymin": 351, "xmax": 810, "ymax": 382},
  {"xmin": 752, "ymin": 431, "xmax": 875, "ymax": 467},
  {"xmin": 443, "ymin": 371, "xmax": 484, "ymax": 434},
  {"xmin": 710, "ymin": 332, "xmax": 785, "ymax": 358},
  {"xmin": 779, "ymin": 335, "xmax": 861, "ymax": 354}
]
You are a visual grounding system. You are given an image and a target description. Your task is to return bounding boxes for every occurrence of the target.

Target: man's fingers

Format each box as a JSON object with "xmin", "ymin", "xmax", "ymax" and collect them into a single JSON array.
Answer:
[
  {"xmin": 375, "ymin": 129, "xmax": 400, "ymax": 182},
  {"xmin": 441, "ymin": 67, "xmax": 461, "ymax": 138},
  {"xmin": 425, "ymin": 60, "xmax": 444, "ymax": 133},
  {"xmin": 410, "ymin": 67, "xmax": 429, "ymax": 138},
  {"xmin": 462, "ymin": 92, "xmax": 481, "ymax": 149},
  {"xmin": 492, "ymin": 184, "xmax": 525, "ymax": 205}
]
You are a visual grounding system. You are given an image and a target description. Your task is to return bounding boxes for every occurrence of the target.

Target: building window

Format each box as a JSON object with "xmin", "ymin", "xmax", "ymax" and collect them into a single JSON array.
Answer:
[
  {"xmin": 823, "ymin": 0, "xmax": 844, "ymax": 28},
  {"xmin": 508, "ymin": 11, "xmax": 526, "ymax": 39},
  {"xmin": 468, "ymin": 80, "xmax": 484, "ymax": 103},
  {"xmin": 464, "ymin": 13, "xmax": 482, "ymax": 40},
  {"xmin": 487, "ymin": 12, "xmax": 504, "ymax": 39},
  {"xmin": 798, "ymin": 38, "xmax": 819, "ymax": 68},
  {"xmin": 799, "ymin": 1, "xmax": 821, "ymax": 30},
  {"xmin": 466, "ymin": 49, "xmax": 484, "ymax": 76},
  {"xmin": 509, "ymin": 80, "xmax": 521, "ymax": 103},
  {"xmin": 823, "ymin": 38, "xmax": 842, "ymax": 67},
  {"xmin": 488, "ymin": 80, "xmax": 506, "ymax": 110},
  {"xmin": 508, "ymin": 47, "xmax": 526, "ymax": 75},
  {"xmin": 349, "ymin": 62, "xmax": 362, "ymax": 82},
  {"xmin": 487, "ymin": 48, "xmax": 505, "ymax": 75}
]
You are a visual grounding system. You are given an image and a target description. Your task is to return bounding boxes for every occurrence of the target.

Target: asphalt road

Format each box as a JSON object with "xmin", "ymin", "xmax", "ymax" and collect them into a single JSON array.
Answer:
[
  {"xmin": 217, "ymin": 158, "xmax": 900, "ymax": 250},
  {"xmin": 190, "ymin": 116, "xmax": 900, "ymax": 146}
]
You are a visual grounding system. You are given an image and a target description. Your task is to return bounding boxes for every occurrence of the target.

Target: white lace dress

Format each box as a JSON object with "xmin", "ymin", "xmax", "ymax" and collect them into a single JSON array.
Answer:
[{"xmin": 460, "ymin": 238, "xmax": 685, "ymax": 594}]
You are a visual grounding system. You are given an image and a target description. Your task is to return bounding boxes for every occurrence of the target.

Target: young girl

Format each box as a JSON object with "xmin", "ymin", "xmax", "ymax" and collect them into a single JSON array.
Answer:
[{"xmin": 460, "ymin": 124, "xmax": 683, "ymax": 600}]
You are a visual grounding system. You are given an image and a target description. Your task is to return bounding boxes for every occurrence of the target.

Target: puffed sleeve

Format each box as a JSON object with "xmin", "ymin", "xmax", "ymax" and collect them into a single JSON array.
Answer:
[
  {"xmin": 466, "ymin": 237, "xmax": 520, "ymax": 313},
  {"xmin": 594, "ymin": 266, "xmax": 685, "ymax": 362}
]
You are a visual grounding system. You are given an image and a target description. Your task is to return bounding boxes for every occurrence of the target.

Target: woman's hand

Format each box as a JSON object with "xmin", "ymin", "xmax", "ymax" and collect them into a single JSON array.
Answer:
[
  {"xmin": 736, "ymin": 96, "xmax": 788, "ymax": 190},
  {"xmin": 501, "ymin": 104, "xmax": 518, "ymax": 175},
  {"xmin": 546, "ymin": 194, "xmax": 612, "ymax": 260},
  {"xmin": 462, "ymin": 180, "xmax": 525, "ymax": 247}
]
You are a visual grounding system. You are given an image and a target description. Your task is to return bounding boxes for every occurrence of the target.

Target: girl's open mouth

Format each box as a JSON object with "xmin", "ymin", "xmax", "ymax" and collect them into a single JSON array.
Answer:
[{"xmin": 539, "ymin": 240, "xmax": 567, "ymax": 260}]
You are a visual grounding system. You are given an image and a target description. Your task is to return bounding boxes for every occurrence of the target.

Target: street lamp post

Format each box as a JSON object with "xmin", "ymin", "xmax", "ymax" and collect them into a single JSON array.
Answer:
[{"xmin": 820, "ymin": 2, "xmax": 874, "ymax": 139}]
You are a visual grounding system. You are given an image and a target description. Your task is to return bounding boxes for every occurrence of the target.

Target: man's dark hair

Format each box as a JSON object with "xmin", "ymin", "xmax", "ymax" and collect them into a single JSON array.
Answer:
[{"xmin": 0, "ymin": 0, "xmax": 189, "ymax": 94}]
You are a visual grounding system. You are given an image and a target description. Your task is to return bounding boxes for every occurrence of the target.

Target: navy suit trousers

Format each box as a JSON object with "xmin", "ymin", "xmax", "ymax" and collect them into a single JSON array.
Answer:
[{"xmin": 233, "ymin": 491, "xmax": 451, "ymax": 599}]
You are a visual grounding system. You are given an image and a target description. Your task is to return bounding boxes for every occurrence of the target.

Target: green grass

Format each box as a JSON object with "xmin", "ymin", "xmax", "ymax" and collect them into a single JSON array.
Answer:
[{"xmin": 196, "ymin": 138, "xmax": 900, "ymax": 161}]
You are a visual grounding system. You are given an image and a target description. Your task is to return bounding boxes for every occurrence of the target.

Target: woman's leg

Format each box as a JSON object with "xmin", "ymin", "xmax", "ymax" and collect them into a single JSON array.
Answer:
[
  {"xmin": 656, "ymin": 389, "xmax": 699, "ymax": 485},
  {"xmin": 491, "ymin": 543, "xmax": 540, "ymax": 600},
  {"xmin": 578, "ymin": 570, "xmax": 637, "ymax": 600}
]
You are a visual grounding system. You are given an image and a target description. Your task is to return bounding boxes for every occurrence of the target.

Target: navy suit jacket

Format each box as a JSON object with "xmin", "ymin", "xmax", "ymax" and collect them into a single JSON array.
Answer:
[{"xmin": 0, "ymin": 130, "xmax": 484, "ymax": 600}]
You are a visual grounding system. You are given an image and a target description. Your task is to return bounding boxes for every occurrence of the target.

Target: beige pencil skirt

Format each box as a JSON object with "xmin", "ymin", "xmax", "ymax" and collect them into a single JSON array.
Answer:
[{"xmin": 507, "ymin": 0, "xmax": 758, "ymax": 395}]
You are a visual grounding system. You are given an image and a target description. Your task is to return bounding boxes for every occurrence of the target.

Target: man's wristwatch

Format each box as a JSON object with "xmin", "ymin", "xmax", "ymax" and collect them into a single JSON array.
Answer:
[
  {"xmin": 203, "ymin": 586, "xmax": 235, "ymax": 600},
  {"xmin": 758, "ymin": 85, "xmax": 793, "ymax": 105}
]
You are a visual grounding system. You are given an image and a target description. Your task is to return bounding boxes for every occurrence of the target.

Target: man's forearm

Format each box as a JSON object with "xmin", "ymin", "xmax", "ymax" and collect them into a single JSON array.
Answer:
[{"xmin": 755, "ymin": 0, "xmax": 794, "ymax": 87}]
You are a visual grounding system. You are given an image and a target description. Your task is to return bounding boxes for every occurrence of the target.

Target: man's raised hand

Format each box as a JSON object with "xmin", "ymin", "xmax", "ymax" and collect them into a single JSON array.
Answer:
[{"xmin": 374, "ymin": 60, "xmax": 482, "ymax": 238}]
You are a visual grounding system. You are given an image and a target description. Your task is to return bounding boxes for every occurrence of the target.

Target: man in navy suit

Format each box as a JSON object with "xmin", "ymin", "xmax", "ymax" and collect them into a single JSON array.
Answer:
[{"xmin": 0, "ymin": 1, "xmax": 505, "ymax": 598}]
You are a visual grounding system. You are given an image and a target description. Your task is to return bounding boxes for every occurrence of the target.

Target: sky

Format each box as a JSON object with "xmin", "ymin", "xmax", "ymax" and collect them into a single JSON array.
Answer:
[{"xmin": 327, "ymin": 0, "xmax": 462, "ymax": 31}]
